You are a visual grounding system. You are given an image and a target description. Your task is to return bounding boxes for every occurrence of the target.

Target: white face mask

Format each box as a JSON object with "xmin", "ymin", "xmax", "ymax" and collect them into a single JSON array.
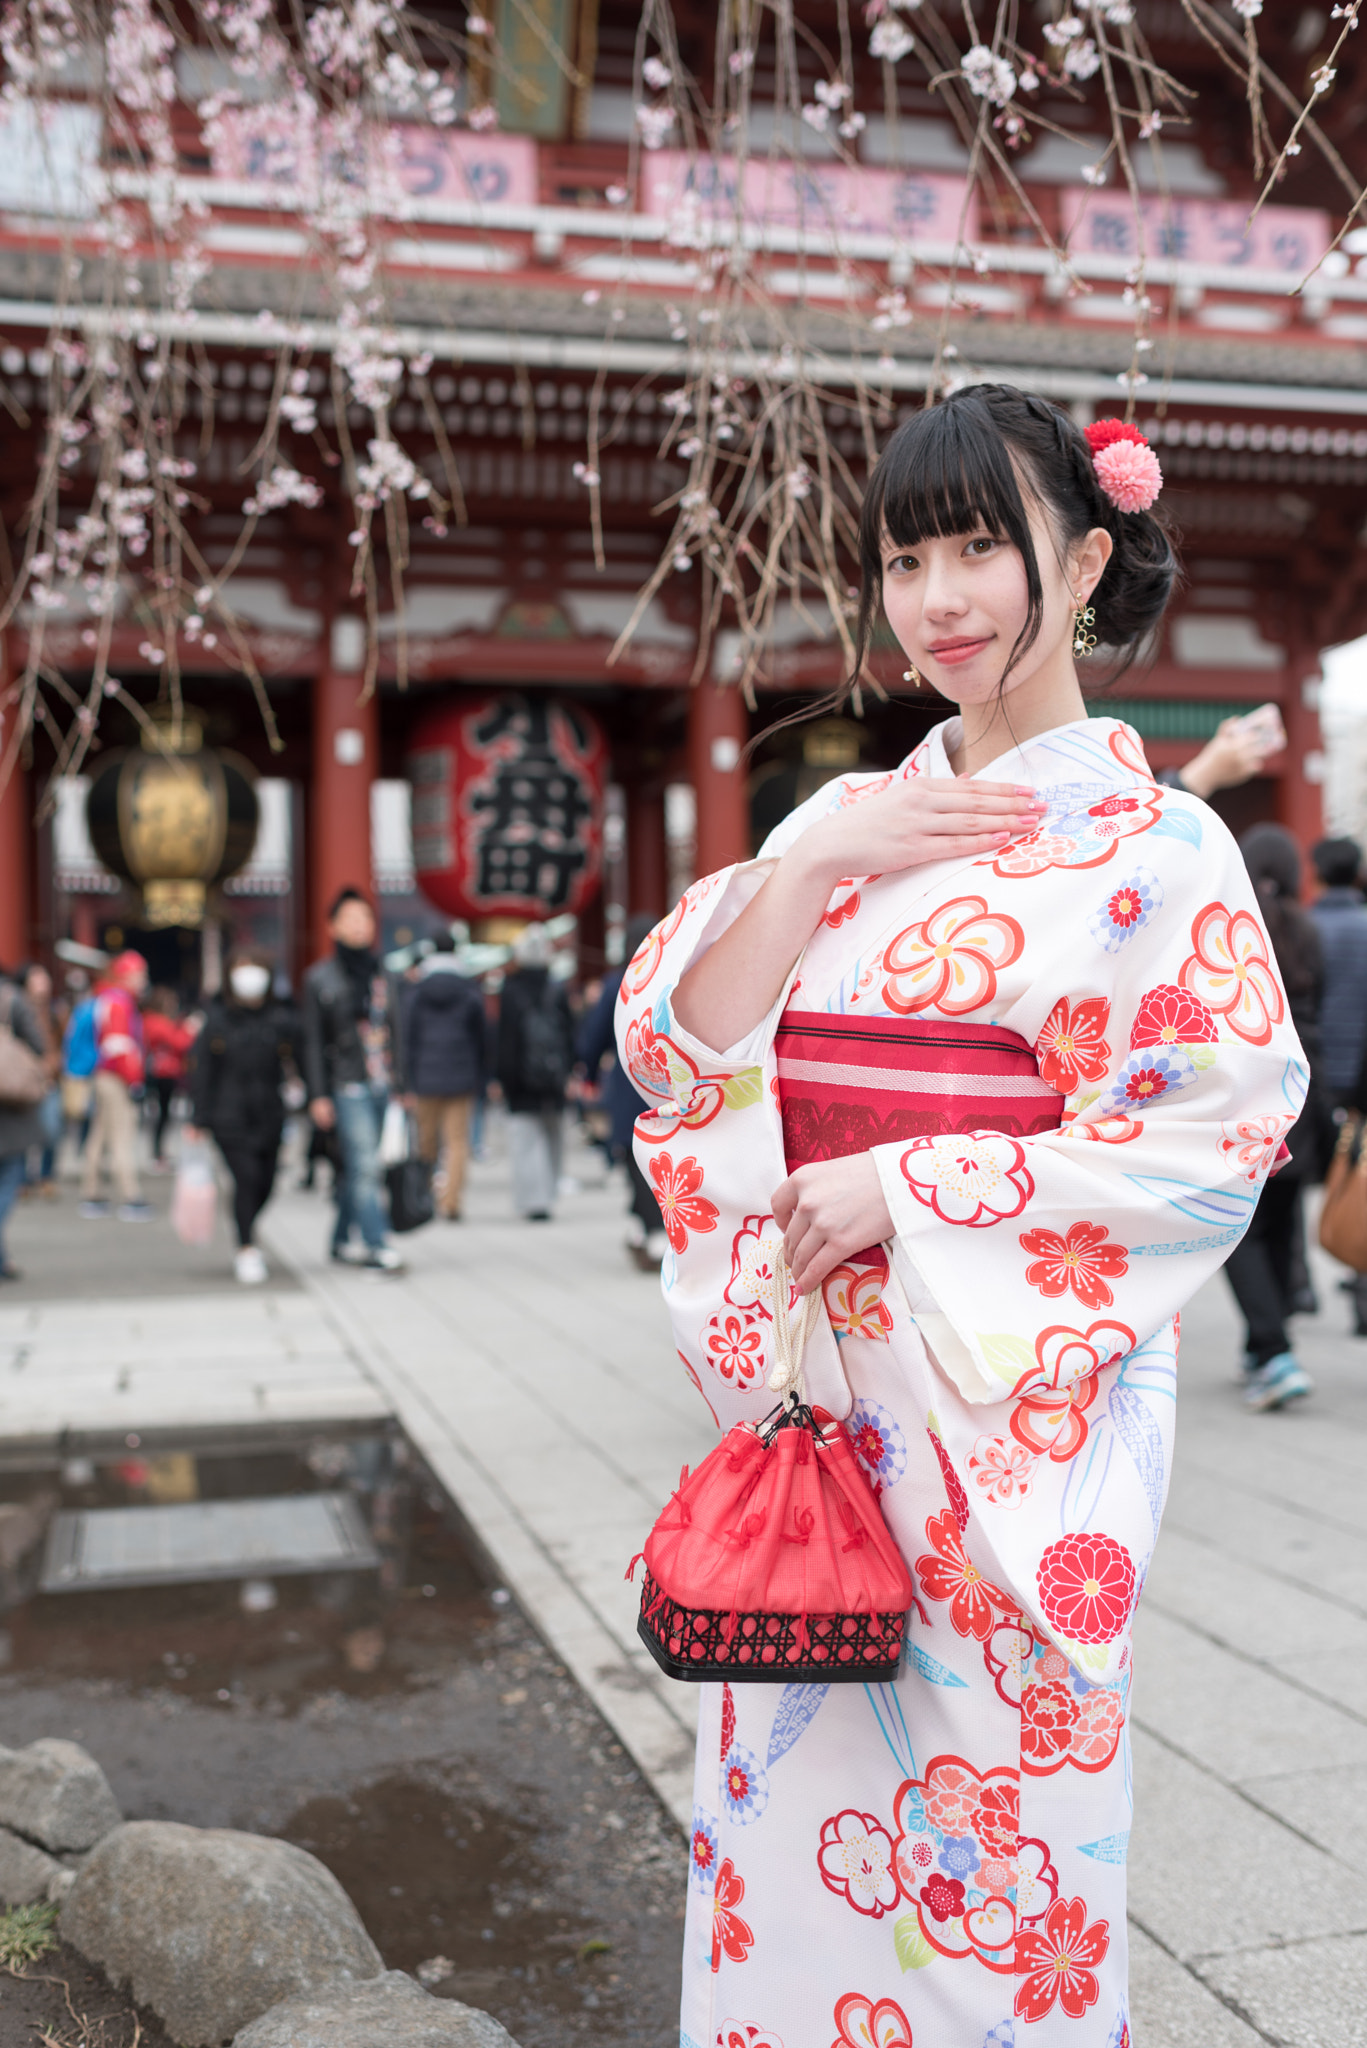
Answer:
[{"xmin": 230, "ymin": 964, "xmax": 271, "ymax": 1003}]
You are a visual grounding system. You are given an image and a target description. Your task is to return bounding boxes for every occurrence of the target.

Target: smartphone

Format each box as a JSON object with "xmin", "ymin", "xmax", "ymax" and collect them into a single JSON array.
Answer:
[{"xmin": 1233, "ymin": 703, "xmax": 1286, "ymax": 754}]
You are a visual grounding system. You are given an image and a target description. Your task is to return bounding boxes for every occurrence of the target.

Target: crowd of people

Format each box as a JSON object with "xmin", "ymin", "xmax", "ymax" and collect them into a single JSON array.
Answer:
[{"xmin": 0, "ymin": 882, "xmax": 667, "ymax": 1287}]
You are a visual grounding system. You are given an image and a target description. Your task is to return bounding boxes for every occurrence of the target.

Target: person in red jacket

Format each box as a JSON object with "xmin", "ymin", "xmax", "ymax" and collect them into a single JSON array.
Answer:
[
  {"xmin": 141, "ymin": 986, "xmax": 199, "ymax": 1167},
  {"xmin": 80, "ymin": 950, "xmax": 152, "ymax": 1221}
]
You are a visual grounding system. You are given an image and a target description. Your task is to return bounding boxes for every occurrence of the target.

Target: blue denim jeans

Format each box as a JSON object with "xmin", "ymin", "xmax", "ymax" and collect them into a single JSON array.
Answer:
[
  {"xmin": 0, "ymin": 1152, "xmax": 26, "ymax": 1268},
  {"xmin": 332, "ymin": 1084, "xmax": 389, "ymax": 1254}
]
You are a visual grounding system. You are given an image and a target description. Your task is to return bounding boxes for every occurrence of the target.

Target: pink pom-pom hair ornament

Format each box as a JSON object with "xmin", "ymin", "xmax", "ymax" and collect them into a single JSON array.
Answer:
[{"xmin": 1082, "ymin": 417, "xmax": 1163, "ymax": 513}]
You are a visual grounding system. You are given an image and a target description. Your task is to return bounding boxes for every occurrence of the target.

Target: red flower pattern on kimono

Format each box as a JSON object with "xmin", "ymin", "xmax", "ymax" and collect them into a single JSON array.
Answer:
[
  {"xmin": 822, "ymin": 883, "xmax": 862, "ymax": 929},
  {"xmin": 702, "ymin": 1310, "xmax": 767, "ymax": 1385},
  {"xmin": 1019, "ymin": 1220, "xmax": 1129, "ymax": 1309},
  {"xmin": 822, "ymin": 1262, "xmax": 894, "ymax": 1342},
  {"xmin": 1037, "ymin": 1532, "xmax": 1137, "ymax": 1644},
  {"xmin": 711, "ymin": 1858, "xmax": 754, "ymax": 1971},
  {"xmin": 718, "ymin": 2025, "xmax": 785, "ymax": 2048},
  {"xmin": 725, "ymin": 1215, "xmax": 791, "ymax": 1319},
  {"xmin": 897, "ymin": 1132, "xmax": 1034, "ymax": 1228},
  {"xmin": 624, "ymin": 1017, "xmax": 730, "ymax": 1141},
  {"xmin": 1129, "ymin": 982, "xmax": 1218, "ymax": 1049},
  {"xmin": 1027, "ymin": 1319, "xmax": 1136, "ymax": 1395},
  {"xmin": 915, "ymin": 1510, "xmax": 1015, "ymax": 1641},
  {"xmin": 1034, "ymin": 995, "xmax": 1112, "ymax": 1094},
  {"xmin": 1011, "ymin": 1369, "xmax": 1102, "ymax": 1464},
  {"xmin": 1013, "ymin": 1894, "xmax": 1110, "ymax": 2023},
  {"xmin": 927, "ymin": 1427, "xmax": 970, "ymax": 1531},
  {"xmin": 650, "ymin": 1153, "xmax": 720, "ymax": 1254},
  {"xmin": 1066, "ymin": 1112, "xmax": 1141, "ymax": 1144},
  {"xmin": 621, "ymin": 898, "xmax": 689, "ymax": 1000},
  {"xmin": 817, "ymin": 1810, "xmax": 900, "ymax": 1918},
  {"xmin": 967, "ymin": 1435, "xmax": 1037, "ymax": 1509},
  {"xmin": 1179, "ymin": 902, "xmax": 1284, "ymax": 1046},
  {"xmin": 1020, "ymin": 1675, "xmax": 1079, "ymax": 1767},
  {"xmin": 880, "ymin": 896, "xmax": 1024, "ymax": 1017},
  {"xmin": 1219, "ymin": 1115, "xmax": 1293, "ymax": 1184},
  {"xmin": 830, "ymin": 1992, "xmax": 913, "ymax": 2048},
  {"xmin": 891, "ymin": 1758, "xmax": 1021, "ymax": 1972}
]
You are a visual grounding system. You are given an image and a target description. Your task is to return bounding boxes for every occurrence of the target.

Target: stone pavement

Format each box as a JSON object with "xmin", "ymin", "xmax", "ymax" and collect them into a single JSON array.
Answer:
[{"xmin": 7, "ymin": 1121, "xmax": 1367, "ymax": 2045}]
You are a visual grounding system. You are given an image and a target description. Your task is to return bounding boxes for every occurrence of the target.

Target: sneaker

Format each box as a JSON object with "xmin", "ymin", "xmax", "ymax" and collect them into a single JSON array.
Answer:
[
  {"xmin": 363, "ymin": 1245, "xmax": 406, "ymax": 1273},
  {"xmin": 118, "ymin": 1202, "xmax": 155, "ymax": 1223},
  {"xmin": 525, "ymin": 1210, "xmax": 552, "ymax": 1223},
  {"xmin": 330, "ymin": 1242, "xmax": 366, "ymax": 1266},
  {"xmin": 1244, "ymin": 1352, "xmax": 1314, "ymax": 1411},
  {"xmin": 234, "ymin": 1246, "xmax": 268, "ymax": 1286},
  {"xmin": 79, "ymin": 1200, "xmax": 110, "ymax": 1220}
]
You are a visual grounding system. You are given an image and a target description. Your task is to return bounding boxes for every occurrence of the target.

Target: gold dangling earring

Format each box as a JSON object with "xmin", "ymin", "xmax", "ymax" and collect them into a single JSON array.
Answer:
[
  {"xmin": 903, "ymin": 662, "xmax": 922, "ymax": 689},
  {"xmin": 1072, "ymin": 590, "xmax": 1097, "ymax": 659}
]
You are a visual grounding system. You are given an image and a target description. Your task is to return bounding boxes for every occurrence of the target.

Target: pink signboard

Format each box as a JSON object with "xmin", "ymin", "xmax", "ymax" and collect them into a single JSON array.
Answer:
[
  {"xmin": 210, "ymin": 114, "xmax": 538, "ymax": 208},
  {"xmin": 639, "ymin": 153, "xmax": 977, "ymax": 246},
  {"xmin": 1060, "ymin": 190, "xmax": 1330, "ymax": 274}
]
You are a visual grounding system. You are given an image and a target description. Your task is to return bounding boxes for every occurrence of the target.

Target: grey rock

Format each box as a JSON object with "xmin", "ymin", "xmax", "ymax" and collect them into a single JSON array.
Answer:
[
  {"xmin": 0, "ymin": 1739, "xmax": 121, "ymax": 1852},
  {"xmin": 231, "ymin": 1971, "xmax": 522, "ymax": 2048},
  {"xmin": 60, "ymin": 1821, "xmax": 382, "ymax": 2047},
  {"xmin": 0, "ymin": 1822, "xmax": 64, "ymax": 1905}
]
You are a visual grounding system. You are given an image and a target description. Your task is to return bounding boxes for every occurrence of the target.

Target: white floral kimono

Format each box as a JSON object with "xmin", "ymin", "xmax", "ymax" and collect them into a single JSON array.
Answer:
[{"xmin": 615, "ymin": 716, "xmax": 1305, "ymax": 2048}]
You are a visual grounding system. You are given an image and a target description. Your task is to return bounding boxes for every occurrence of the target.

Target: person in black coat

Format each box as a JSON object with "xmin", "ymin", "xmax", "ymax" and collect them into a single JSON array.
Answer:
[
  {"xmin": 496, "ymin": 924, "xmax": 574, "ymax": 1220},
  {"xmin": 186, "ymin": 947, "xmax": 301, "ymax": 1285},
  {"xmin": 1222, "ymin": 825, "xmax": 1328, "ymax": 1411},
  {"xmin": 577, "ymin": 912, "xmax": 667, "ymax": 1268},
  {"xmin": 402, "ymin": 932, "xmax": 486, "ymax": 1220}
]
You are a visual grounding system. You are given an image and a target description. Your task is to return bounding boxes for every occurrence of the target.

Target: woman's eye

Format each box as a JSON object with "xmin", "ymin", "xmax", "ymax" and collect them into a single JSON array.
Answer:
[
  {"xmin": 885, "ymin": 554, "xmax": 918, "ymax": 574},
  {"xmin": 966, "ymin": 536, "xmax": 997, "ymax": 556}
]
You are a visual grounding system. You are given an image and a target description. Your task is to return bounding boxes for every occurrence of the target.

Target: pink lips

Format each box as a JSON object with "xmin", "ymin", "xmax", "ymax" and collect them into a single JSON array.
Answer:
[{"xmin": 928, "ymin": 636, "xmax": 992, "ymax": 667}]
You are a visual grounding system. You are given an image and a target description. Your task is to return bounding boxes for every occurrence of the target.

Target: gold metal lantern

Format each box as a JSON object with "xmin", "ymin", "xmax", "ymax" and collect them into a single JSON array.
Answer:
[{"xmin": 85, "ymin": 711, "xmax": 260, "ymax": 928}]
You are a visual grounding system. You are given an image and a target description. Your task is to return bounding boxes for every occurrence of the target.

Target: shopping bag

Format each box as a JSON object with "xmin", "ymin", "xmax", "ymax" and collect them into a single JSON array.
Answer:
[
  {"xmin": 171, "ymin": 1140, "xmax": 219, "ymax": 1247},
  {"xmin": 387, "ymin": 1156, "xmax": 434, "ymax": 1233},
  {"xmin": 379, "ymin": 1099, "xmax": 410, "ymax": 1167}
]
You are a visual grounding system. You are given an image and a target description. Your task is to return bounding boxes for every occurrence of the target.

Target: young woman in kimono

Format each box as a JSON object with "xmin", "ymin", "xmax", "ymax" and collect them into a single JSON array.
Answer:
[{"xmin": 616, "ymin": 384, "xmax": 1305, "ymax": 2048}]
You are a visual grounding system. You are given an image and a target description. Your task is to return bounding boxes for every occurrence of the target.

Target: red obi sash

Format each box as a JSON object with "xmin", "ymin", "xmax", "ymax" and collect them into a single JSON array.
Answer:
[{"xmin": 774, "ymin": 1010, "xmax": 1065, "ymax": 1172}]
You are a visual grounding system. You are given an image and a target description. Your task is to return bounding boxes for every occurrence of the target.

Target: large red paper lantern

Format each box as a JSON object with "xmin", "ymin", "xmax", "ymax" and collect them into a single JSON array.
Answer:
[{"xmin": 407, "ymin": 692, "xmax": 608, "ymax": 922}]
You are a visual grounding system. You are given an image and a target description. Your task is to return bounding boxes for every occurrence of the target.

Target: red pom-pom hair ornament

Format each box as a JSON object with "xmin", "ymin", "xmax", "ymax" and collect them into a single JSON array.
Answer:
[{"xmin": 1083, "ymin": 417, "xmax": 1163, "ymax": 514}]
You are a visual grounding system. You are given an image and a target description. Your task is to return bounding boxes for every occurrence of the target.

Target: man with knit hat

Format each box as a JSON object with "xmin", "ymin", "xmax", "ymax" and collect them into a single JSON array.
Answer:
[{"xmin": 80, "ymin": 950, "xmax": 153, "ymax": 1221}]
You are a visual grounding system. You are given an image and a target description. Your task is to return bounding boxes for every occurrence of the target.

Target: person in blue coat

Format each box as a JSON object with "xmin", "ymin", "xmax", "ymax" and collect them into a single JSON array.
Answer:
[
  {"xmin": 576, "ymin": 913, "xmax": 666, "ymax": 1269},
  {"xmin": 401, "ymin": 931, "xmax": 486, "ymax": 1221}
]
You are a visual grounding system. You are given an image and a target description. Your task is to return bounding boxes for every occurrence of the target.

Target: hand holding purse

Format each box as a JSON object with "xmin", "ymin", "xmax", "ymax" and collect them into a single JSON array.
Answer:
[{"xmin": 630, "ymin": 1246, "xmax": 913, "ymax": 1684}]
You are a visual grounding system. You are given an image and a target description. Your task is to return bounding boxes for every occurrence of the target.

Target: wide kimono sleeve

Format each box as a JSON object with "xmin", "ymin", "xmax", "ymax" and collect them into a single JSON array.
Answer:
[{"xmin": 869, "ymin": 814, "xmax": 1308, "ymax": 1411}]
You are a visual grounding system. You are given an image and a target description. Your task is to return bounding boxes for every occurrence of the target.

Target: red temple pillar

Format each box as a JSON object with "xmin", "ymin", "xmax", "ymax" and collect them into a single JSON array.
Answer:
[
  {"xmin": 309, "ymin": 616, "xmax": 377, "ymax": 961},
  {"xmin": 1275, "ymin": 655, "xmax": 1325, "ymax": 859},
  {"xmin": 0, "ymin": 638, "xmax": 29, "ymax": 969},
  {"xmin": 687, "ymin": 683, "xmax": 749, "ymax": 878},
  {"xmin": 626, "ymin": 780, "xmax": 668, "ymax": 920}
]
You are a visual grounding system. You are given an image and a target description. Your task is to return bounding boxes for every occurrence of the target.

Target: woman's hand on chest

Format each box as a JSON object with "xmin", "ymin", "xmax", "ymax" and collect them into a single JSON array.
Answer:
[
  {"xmin": 799, "ymin": 776, "xmax": 1046, "ymax": 883},
  {"xmin": 772, "ymin": 1153, "xmax": 894, "ymax": 1294}
]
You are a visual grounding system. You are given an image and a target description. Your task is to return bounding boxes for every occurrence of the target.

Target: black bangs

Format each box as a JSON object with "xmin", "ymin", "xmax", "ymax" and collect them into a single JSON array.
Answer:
[{"xmin": 862, "ymin": 399, "xmax": 1034, "ymax": 559}]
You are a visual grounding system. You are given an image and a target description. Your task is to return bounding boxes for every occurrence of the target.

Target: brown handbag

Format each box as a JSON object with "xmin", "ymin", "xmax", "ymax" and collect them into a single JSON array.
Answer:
[{"xmin": 1318, "ymin": 1114, "xmax": 1367, "ymax": 1273}]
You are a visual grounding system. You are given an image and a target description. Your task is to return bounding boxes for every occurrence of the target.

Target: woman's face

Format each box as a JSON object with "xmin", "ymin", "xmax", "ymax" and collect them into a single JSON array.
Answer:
[{"xmin": 880, "ymin": 488, "xmax": 1103, "ymax": 706}]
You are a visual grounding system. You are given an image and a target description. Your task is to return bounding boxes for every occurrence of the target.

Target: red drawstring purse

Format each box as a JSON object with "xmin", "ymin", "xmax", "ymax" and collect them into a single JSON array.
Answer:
[{"xmin": 630, "ymin": 1248, "xmax": 913, "ymax": 1684}]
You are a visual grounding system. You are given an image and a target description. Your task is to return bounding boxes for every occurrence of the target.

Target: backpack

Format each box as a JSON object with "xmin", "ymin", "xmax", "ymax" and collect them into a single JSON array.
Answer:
[
  {"xmin": 63, "ymin": 995, "xmax": 98, "ymax": 1078},
  {"xmin": 519, "ymin": 990, "xmax": 569, "ymax": 1097}
]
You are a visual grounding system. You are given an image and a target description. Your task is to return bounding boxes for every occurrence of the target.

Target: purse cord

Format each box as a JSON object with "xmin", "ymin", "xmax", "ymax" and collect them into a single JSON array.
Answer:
[{"xmin": 767, "ymin": 1243, "xmax": 822, "ymax": 1402}]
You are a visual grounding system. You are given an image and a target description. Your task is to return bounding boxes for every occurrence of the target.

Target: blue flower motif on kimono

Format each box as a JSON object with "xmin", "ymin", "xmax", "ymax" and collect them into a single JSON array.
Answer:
[
  {"xmin": 938, "ymin": 1833, "xmax": 981, "ymax": 1880},
  {"xmin": 688, "ymin": 1807, "xmax": 719, "ymax": 1894},
  {"xmin": 1099, "ymin": 1046, "xmax": 1196, "ymax": 1117},
  {"xmin": 845, "ymin": 1399, "xmax": 907, "ymax": 1490},
  {"xmin": 983, "ymin": 2026, "xmax": 1016, "ymax": 2048},
  {"xmin": 1088, "ymin": 868, "xmax": 1163, "ymax": 954},
  {"xmin": 1107, "ymin": 2011, "xmax": 1131, "ymax": 2048},
  {"xmin": 721, "ymin": 1743, "xmax": 770, "ymax": 1826}
]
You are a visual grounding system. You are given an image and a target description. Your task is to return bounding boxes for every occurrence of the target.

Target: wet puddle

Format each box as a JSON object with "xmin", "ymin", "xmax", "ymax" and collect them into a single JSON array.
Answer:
[{"xmin": 0, "ymin": 1442, "xmax": 685, "ymax": 2047}]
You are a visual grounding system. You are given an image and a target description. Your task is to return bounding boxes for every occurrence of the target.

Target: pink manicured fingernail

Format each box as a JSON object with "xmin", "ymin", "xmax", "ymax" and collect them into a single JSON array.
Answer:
[
  {"xmin": 1015, "ymin": 785, "xmax": 1035, "ymax": 796},
  {"xmin": 993, "ymin": 830, "xmax": 1011, "ymax": 842}
]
